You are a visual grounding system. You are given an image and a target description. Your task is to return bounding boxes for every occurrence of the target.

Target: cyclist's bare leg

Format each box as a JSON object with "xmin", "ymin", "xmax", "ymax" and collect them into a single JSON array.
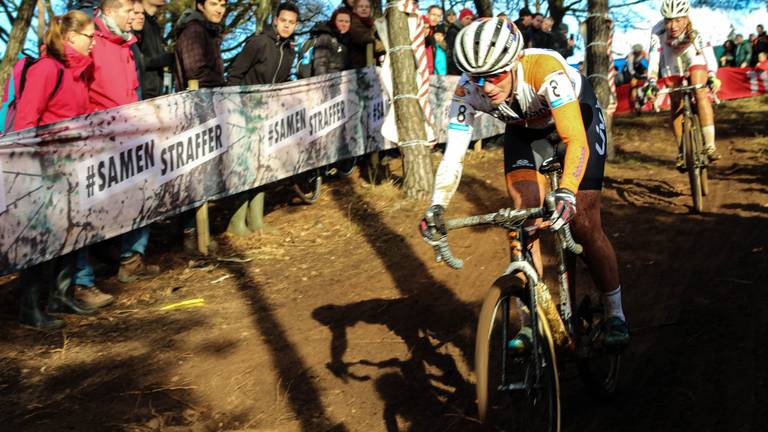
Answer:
[
  {"xmin": 505, "ymin": 174, "xmax": 546, "ymax": 273},
  {"xmin": 689, "ymin": 67, "xmax": 718, "ymax": 157},
  {"xmin": 567, "ymin": 190, "xmax": 620, "ymax": 294}
]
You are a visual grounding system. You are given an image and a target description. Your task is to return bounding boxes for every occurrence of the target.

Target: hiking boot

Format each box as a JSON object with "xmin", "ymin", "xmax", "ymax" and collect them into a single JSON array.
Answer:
[
  {"xmin": 602, "ymin": 316, "xmax": 630, "ymax": 348},
  {"xmin": 118, "ymin": 254, "xmax": 160, "ymax": 283},
  {"xmin": 18, "ymin": 268, "xmax": 66, "ymax": 330},
  {"xmin": 675, "ymin": 153, "xmax": 686, "ymax": 173},
  {"xmin": 507, "ymin": 326, "xmax": 533, "ymax": 354},
  {"xmin": 705, "ymin": 145, "xmax": 722, "ymax": 161},
  {"xmin": 74, "ymin": 285, "xmax": 114, "ymax": 309}
]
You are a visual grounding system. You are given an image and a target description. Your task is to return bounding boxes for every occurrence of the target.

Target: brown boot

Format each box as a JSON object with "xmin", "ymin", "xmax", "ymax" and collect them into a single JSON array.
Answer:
[
  {"xmin": 74, "ymin": 285, "xmax": 114, "ymax": 309},
  {"xmin": 118, "ymin": 254, "xmax": 160, "ymax": 283}
]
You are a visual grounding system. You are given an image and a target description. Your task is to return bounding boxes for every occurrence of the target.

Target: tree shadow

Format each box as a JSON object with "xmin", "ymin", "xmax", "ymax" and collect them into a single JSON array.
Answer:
[
  {"xmin": 220, "ymin": 247, "xmax": 346, "ymax": 432},
  {"xmin": 308, "ymin": 183, "xmax": 483, "ymax": 429}
]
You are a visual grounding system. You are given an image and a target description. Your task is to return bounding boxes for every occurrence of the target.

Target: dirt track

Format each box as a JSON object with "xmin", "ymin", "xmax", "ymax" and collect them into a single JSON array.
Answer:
[{"xmin": 1, "ymin": 95, "xmax": 766, "ymax": 432}]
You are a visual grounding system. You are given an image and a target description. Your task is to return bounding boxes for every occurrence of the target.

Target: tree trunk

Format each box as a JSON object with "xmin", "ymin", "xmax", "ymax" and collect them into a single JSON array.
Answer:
[
  {"xmin": 473, "ymin": 0, "xmax": 493, "ymax": 17},
  {"xmin": 372, "ymin": 0, "xmax": 382, "ymax": 17},
  {"xmin": 0, "ymin": 0, "xmax": 37, "ymax": 94},
  {"xmin": 586, "ymin": 0, "xmax": 615, "ymax": 160},
  {"xmin": 386, "ymin": 3, "xmax": 433, "ymax": 201},
  {"xmin": 547, "ymin": 0, "xmax": 566, "ymax": 27}
]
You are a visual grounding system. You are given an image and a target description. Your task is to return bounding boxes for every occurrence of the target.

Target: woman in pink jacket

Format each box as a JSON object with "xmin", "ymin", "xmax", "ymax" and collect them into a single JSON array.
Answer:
[
  {"xmin": 14, "ymin": 11, "xmax": 94, "ymax": 130},
  {"xmin": 14, "ymin": 10, "xmax": 99, "ymax": 330}
]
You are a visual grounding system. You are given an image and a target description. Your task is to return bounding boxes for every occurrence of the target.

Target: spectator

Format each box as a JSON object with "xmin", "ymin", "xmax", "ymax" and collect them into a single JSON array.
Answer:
[
  {"xmin": 756, "ymin": 51, "xmax": 768, "ymax": 72},
  {"xmin": 752, "ymin": 24, "xmax": 768, "ymax": 66},
  {"xmin": 299, "ymin": 7, "xmax": 351, "ymax": 78},
  {"xmin": 548, "ymin": 22, "xmax": 574, "ymax": 60},
  {"xmin": 497, "ymin": 12, "xmax": 507, "ymax": 20},
  {"xmin": 513, "ymin": 7, "xmax": 533, "ymax": 47},
  {"xmin": 348, "ymin": 0, "xmax": 383, "ymax": 68},
  {"xmin": 129, "ymin": 1, "xmax": 145, "ymax": 100},
  {"xmin": 228, "ymin": 2, "xmax": 298, "ymax": 85},
  {"xmin": 138, "ymin": 0, "xmax": 174, "ymax": 99},
  {"xmin": 719, "ymin": 39, "xmax": 736, "ymax": 67},
  {"xmin": 733, "ymin": 34, "xmax": 751, "ymax": 68},
  {"xmin": 444, "ymin": 9, "xmax": 457, "ymax": 28},
  {"xmin": 424, "ymin": 5, "xmax": 443, "ymax": 75},
  {"xmin": 14, "ymin": 10, "xmax": 97, "ymax": 329},
  {"xmin": 433, "ymin": 24, "xmax": 447, "ymax": 75},
  {"xmin": 529, "ymin": 12, "xmax": 547, "ymax": 48},
  {"xmin": 89, "ymin": 0, "xmax": 138, "ymax": 112},
  {"xmin": 174, "ymin": 0, "xmax": 226, "ymax": 91},
  {"xmin": 446, "ymin": 8, "xmax": 474, "ymax": 75}
]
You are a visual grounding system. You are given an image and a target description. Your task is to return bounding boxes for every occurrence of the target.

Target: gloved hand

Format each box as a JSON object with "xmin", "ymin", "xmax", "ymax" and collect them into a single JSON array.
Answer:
[
  {"xmin": 420, "ymin": 204, "xmax": 447, "ymax": 243},
  {"xmin": 706, "ymin": 74, "xmax": 721, "ymax": 93},
  {"xmin": 546, "ymin": 188, "xmax": 577, "ymax": 231},
  {"xmin": 643, "ymin": 79, "xmax": 659, "ymax": 101}
]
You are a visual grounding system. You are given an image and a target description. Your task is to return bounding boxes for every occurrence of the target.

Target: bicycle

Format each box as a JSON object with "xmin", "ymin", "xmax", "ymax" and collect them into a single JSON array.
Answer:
[
  {"xmin": 424, "ymin": 159, "xmax": 621, "ymax": 431},
  {"xmin": 291, "ymin": 157, "xmax": 358, "ymax": 204},
  {"xmin": 655, "ymin": 81, "xmax": 711, "ymax": 213}
]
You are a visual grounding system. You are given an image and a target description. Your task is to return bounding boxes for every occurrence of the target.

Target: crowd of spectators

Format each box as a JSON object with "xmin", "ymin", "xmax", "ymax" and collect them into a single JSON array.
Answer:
[{"xmin": 718, "ymin": 25, "xmax": 768, "ymax": 68}]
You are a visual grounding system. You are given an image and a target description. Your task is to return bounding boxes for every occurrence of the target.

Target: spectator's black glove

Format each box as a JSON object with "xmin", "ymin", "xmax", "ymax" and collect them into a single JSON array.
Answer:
[
  {"xmin": 420, "ymin": 204, "xmax": 446, "ymax": 243},
  {"xmin": 546, "ymin": 188, "xmax": 577, "ymax": 231}
]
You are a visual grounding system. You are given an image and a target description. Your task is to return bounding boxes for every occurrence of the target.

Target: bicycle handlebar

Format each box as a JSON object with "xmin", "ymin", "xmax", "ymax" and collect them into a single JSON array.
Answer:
[{"xmin": 433, "ymin": 207, "xmax": 582, "ymax": 270}]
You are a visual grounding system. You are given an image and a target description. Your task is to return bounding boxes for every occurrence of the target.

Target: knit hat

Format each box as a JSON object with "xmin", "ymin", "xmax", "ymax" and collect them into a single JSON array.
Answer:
[{"xmin": 459, "ymin": 9, "xmax": 474, "ymax": 20}]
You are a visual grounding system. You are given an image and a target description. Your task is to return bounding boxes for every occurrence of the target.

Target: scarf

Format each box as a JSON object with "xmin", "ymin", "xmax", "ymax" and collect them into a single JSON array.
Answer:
[{"xmin": 100, "ymin": 12, "xmax": 133, "ymax": 41}]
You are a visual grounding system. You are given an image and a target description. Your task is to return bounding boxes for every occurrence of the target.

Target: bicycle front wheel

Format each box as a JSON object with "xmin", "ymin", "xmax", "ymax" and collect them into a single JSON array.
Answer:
[
  {"xmin": 475, "ymin": 275, "xmax": 560, "ymax": 432},
  {"xmin": 683, "ymin": 114, "xmax": 703, "ymax": 213},
  {"xmin": 692, "ymin": 114, "xmax": 710, "ymax": 196}
]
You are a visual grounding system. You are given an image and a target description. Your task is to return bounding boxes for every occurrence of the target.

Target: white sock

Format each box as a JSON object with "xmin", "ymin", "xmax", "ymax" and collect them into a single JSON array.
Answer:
[
  {"xmin": 702, "ymin": 125, "xmax": 716, "ymax": 150},
  {"xmin": 602, "ymin": 286, "xmax": 625, "ymax": 321}
]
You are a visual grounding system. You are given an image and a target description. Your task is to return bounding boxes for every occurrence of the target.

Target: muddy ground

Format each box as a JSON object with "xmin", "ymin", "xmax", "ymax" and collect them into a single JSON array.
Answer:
[{"xmin": 1, "ymin": 95, "xmax": 766, "ymax": 432}]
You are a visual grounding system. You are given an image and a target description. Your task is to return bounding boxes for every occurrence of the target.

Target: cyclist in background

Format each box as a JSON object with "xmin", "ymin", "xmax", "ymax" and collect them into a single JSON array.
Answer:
[
  {"xmin": 644, "ymin": 0, "xmax": 721, "ymax": 169},
  {"xmin": 623, "ymin": 44, "xmax": 648, "ymax": 112},
  {"xmin": 420, "ymin": 18, "xmax": 629, "ymax": 347}
]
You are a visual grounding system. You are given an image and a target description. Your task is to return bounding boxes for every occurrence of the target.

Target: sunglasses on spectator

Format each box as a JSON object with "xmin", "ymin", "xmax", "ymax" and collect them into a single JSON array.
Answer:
[{"xmin": 470, "ymin": 70, "xmax": 510, "ymax": 86}]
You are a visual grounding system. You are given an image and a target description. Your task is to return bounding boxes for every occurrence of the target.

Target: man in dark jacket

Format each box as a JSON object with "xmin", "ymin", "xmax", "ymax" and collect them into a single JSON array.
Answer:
[
  {"xmin": 174, "ymin": 0, "xmax": 226, "ymax": 90},
  {"xmin": 139, "ymin": 0, "xmax": 174, "ymax": 98},
  {"xmin": 228, "ymin": 2, "xmax": 299, "ymax": 85},
  {"xmin": 446, "ymin": 8, "xmax": 474, "ymax": 75},
  {"xmin": 513, "ymin": 7, "xmax": 533, "ymax": 47}
]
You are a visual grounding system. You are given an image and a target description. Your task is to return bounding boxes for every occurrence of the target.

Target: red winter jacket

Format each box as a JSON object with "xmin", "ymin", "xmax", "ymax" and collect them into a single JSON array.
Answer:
[
  {"xmin": 89, "ymin": 16, "xmax": 138, "ymax": 112},
  {"xmin": 423, "ymin": 16, "xmax": 435, "ymax": 75},
  {"xmin": 14, "ymin": 44, "xmax": 93, "ymax": 131}
]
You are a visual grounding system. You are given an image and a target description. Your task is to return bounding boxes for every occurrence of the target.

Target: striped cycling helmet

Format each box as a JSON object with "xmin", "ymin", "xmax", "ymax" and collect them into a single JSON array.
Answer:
[
  {"xmin": 660, "ymin": 0, "xmax": 690, "ymax": 18},
  {"xmin": 454, "ymin": 18, "xmax": 524, "ymax": 76}
]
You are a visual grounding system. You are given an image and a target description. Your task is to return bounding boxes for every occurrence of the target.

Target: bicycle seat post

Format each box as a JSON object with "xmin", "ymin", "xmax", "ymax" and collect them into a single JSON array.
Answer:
[{"xmin": 539, "ymin": 157, "xmax": 562, "ymax": 192}]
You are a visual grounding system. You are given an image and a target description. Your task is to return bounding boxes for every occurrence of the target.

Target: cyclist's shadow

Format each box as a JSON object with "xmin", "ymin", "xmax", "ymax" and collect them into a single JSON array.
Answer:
[{"xmin": 312, "ymin": 298, "xmax": 480, "ymax": 431}]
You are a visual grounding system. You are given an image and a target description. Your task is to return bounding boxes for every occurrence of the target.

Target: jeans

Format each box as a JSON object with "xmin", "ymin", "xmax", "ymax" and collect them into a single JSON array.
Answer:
[{"xmin": 73, "ymin": 227, "xmax": 150, "ymax": 286}]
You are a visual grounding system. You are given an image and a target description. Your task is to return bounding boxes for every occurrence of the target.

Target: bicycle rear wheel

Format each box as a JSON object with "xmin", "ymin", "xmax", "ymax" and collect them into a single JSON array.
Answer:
[
  {"xmin": 575, "ymin": 295, "xmax": 622, "ymax": 398},
  {"xmin": 683, "ymin": 114, "xmax": 703, "ymax": 213},
  {"xmin": 292, "ymin": 169, "xmax": 323, "ymax": 204},
  {"xmin": 475, "ymin": 275, "xmax": 560, "ymax": 432}
]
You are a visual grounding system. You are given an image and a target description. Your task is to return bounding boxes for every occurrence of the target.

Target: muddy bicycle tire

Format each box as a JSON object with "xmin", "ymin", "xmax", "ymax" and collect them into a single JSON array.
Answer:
[
  {"xmin": 475, "ymin": 275, "xmax": 560, "ymax": 431},
  {"xmin": 683, "ymin": 113, "xmax": 703, "ymax": 213}
]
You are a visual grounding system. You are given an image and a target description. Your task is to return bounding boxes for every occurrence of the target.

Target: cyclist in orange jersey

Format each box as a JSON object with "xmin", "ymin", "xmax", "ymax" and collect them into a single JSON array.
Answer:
[{"xmin": 420, "ymin": 18, "xmax": 629, "ymax": 347}]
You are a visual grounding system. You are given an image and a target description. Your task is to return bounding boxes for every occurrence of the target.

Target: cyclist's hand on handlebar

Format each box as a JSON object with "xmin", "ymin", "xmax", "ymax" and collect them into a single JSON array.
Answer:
[
  {"xmin": 707, "ymin": 75, "xmax": 721, "ymax": 93},
  {"xmin": 420, "ymin": 204, "xmax": 447, "ymax": 244},
  {"xmin": 546, "ymin": 188, "xmax": 577, "ymax": 231}
]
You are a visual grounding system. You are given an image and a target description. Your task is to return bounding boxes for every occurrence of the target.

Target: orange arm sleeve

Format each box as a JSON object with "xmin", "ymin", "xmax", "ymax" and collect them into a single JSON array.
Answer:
[{"xmin": 551, "ymin": 102, "xmax": 589, "ymax": 192}]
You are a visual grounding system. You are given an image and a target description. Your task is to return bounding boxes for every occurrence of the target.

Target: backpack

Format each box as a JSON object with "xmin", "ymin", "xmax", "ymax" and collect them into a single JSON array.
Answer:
[
  {"xmin": 297, "ymin": 38, "xmax": 317, "ymax": 79},
  {"xmin": 1, "ymin": 56, "xmax": 64, "ymax": 134}
]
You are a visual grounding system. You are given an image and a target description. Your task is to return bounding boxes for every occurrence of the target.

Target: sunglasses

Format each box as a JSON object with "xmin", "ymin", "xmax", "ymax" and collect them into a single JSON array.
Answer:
[
  {"xmin": 470, "ymin": 70, "xmax": 510, "ymax": 86},
  {"xmin": 77, "ymin": 31, "xmax": 95, "ymax": 41}
]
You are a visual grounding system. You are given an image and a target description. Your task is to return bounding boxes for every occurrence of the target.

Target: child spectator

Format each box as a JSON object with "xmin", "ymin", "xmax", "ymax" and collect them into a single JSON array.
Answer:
[
  {"xmin": 14, "ymin": 10, "xmax": 98, "ymax": 329},
  {"xmin": 757, "ymin": 52, "xmax": 768, "ymax": 73},
  {"xmin": 228, "ymin": 2, "xmax": 298, "ymax": 85},
  {"xmin": 432, "ymin": 24, "xmax": 448, "ymax": 75},
  {"xmin": 174, "ymin": 0, "xmax": 226, "ymax": 90}
]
